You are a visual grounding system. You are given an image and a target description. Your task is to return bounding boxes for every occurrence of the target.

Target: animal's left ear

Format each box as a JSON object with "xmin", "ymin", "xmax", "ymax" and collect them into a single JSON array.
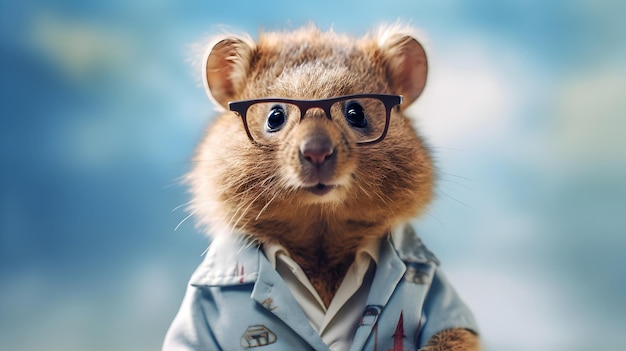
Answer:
[
  {"xmin": 378, "ymin": 31, "xmax": 428, "ymax": 109},
  {"xmin": 203, "ymin": 35, "xmax": 255, "ymax": 109}
]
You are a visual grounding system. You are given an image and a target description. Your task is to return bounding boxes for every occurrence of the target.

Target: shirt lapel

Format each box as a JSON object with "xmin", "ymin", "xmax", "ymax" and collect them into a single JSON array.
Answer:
[
  {"xmin": 252, "ymin": 253, "xmax": 330, "ymax": 351},
  {"xmin": 349, "ymin": 239, "xmax": 406, "ymax": 351}
]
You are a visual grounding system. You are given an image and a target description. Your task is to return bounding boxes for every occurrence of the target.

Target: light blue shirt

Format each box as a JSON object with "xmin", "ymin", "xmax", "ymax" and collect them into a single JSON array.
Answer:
[{"xmin": 163, "ymin": 225, "xmax": 478, "ymax": 350}]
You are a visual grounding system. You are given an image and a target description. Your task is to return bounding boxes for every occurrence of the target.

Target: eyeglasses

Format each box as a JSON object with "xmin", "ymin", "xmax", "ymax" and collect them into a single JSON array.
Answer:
[{"xmin": 229, "ymin": 94, "xmax": 403, "ymax": 146}]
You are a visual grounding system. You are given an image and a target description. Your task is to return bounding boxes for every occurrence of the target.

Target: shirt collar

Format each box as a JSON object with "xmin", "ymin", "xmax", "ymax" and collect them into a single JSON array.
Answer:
[
  {"xmin": 189, "ymin": 223, "xmax": 436, "ymax": 287},
  {"xmin": 391, "ymin": 224, "xmax": 440, "ymax": 265},
  {"xmin": 189, "ymin": 232, "xmax": 260, "ymax": 287},
  {"xmin": 262, "ymin": 236, "xmax": 381, "ymax": 270}
]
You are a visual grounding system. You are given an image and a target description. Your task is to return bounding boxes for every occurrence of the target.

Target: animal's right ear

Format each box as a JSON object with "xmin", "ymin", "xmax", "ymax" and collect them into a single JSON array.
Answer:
[
  {"xmin": 203, "ymin": 36, "xmax": 255, "ymax": 109},
  {"xmin": 376, "ymin": 26, "xmax": 428, "ymax": 109}
]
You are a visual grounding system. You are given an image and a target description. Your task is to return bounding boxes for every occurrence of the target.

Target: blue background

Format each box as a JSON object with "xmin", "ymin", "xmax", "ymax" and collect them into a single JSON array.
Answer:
[{"xmin": 1, "ymin": 0, "xmax": 625, "ymax": 350}]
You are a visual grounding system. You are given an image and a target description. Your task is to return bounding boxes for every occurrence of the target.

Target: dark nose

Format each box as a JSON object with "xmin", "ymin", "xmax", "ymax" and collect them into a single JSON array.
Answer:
[{"xmin": 300, "ymin": 137, "xmax": 334, "ymax": 165}]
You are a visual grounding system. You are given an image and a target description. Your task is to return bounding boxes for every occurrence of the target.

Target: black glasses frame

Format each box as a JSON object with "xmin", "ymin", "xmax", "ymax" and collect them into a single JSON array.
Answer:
[{"xmin": 228, "ymin": 93, "xmax": 403, "ymax": 146}]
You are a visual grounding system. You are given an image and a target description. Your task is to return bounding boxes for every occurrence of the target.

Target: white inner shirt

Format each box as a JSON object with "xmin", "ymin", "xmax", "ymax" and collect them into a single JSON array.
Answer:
[{"xmin": 263, "ymin": 238, "xmax": 380, "ymax": 351}]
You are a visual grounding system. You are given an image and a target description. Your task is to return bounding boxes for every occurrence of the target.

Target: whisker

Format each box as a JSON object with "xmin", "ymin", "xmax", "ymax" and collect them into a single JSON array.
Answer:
[
  {"xmin": 375, "ymin": 188, "xmax": 398, "ymax": 222},
  {"xmin": 175, "ymin": 210, "xmax": 196, "ymax": 231},
  {"xmin": 172, "ymin": 200, "xmax": 194, "ymax": 213},
  {"xmin": 230, "ymin": 177, "xmax": 276, "ymax": 230},
  {"xmin": 200, "ymin": 245, "xmax": 210, "ymax": 256},
  {"xmin": 162, "ymin": 174, "xmax": 190, "ymax": 189},
  {"xmin": 439, "ymin": 171, "xmax": 474, "ymax": 183},
  {"xmin": 437, "ymin": 177, "xmax": 473, "ymax": 191},
  {"xmin": 422, "ymin": 209, "xmax": 446, "ymax": 230},
  {"xmin": 255, "ymin": 187, "xmax": 283, "ymax": 220},
  {"xmin": 436, "ymin": 189, "xmax": 471, "ymax": 209}
]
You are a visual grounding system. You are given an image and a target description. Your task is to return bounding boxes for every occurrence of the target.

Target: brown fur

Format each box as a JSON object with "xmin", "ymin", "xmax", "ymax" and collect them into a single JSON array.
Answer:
[
  {"xmin": 188, "ymin": 24, "xmax": 477, "ymax": 348},
  {"xmin": 419, "ymin": 329, "xmax": 480, "ymax": 351}
]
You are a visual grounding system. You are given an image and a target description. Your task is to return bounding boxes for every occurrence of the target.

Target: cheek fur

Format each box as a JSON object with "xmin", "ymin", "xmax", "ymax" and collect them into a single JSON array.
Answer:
[{"xmin": 278, "ymin": 143, "xmax": 305, "ymax": 189}]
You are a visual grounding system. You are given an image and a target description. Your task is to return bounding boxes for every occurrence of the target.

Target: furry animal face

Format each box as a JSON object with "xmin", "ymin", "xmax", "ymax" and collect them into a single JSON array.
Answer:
[{"xmin": 188, "ymin": 25, "xmax": 434, "ymax": 247}]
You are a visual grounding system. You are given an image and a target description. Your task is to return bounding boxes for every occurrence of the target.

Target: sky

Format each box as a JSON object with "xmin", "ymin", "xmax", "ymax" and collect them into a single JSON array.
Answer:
[{"xmin": 1, "ymin": 0, "xmax": 625, "ymax": 350}]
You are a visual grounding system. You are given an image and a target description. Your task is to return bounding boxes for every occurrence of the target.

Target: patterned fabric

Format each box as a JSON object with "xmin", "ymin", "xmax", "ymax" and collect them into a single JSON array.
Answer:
[{"xmin": 162, "ymin": 224, "xmax": 478, "ymax": 351}]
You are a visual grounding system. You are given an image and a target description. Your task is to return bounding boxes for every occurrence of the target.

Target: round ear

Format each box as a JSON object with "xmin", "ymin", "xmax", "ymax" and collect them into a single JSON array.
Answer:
[
  {"xmin": 203, "ymin": 36, "xmax": 255, "ymax": 109},
  {"xmin": 378, "ymin": 32, "xmax": 428, "ymax": 109}
]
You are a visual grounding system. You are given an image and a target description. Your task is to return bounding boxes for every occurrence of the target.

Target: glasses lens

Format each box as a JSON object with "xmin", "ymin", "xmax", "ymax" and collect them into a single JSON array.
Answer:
[
  {"xmin": 245, "ymin": 102, "xmax": 301, "ymax": 144},
  {"xmin": 331, "ymin": 97, "xmax": 388, "ymax": 143}
]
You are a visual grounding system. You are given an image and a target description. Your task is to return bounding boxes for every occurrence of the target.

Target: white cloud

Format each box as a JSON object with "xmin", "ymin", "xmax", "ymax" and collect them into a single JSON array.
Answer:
[
  {"xmin": 554, "ymin": 66, "xmax": 626, "ymax": 173},
  {"xmin": 447, "ymin": 265, "xmax": 583, "ymax": 351},
  {"xmin": 409, "ymin": 39, "xmax": 519, "ymax": 149},
  {"xmin": 29, "ymin": 11, "xmax": 135, "ymax": 82}
]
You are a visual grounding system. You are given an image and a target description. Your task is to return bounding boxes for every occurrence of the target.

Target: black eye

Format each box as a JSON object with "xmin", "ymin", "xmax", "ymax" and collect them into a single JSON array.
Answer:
[
  {"xmin": 266, "ymin": 105, "xmax": 286, "ymax": 132},
  {"xmin": 345, "ymin": 102, "xmax": 367, "ymax": 128}
]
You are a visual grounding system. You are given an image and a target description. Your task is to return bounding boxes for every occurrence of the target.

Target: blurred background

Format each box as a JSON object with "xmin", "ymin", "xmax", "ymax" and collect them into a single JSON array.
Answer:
[{"xmin": 1, "ymin": 0, "xmax": 625, "ymax": 350}]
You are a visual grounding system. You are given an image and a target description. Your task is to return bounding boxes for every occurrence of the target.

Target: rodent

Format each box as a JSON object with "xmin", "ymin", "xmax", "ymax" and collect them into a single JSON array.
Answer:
[{"xmin": 165, "ymin": 24, "xmax": 479, "ymax": 351}]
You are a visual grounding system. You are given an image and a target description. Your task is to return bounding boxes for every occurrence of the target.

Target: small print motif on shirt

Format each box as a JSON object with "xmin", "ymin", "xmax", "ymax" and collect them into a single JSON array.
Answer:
[{"xmin": 240, "ymin": 325, "xmax": 277, "ymax": 348}]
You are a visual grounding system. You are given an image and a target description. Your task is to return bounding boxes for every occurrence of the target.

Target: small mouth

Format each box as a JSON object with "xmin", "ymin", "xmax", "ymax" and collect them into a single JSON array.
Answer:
[{"xmin": 305, "ymin": 183, "xmax": 335, "ymax": 196}]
